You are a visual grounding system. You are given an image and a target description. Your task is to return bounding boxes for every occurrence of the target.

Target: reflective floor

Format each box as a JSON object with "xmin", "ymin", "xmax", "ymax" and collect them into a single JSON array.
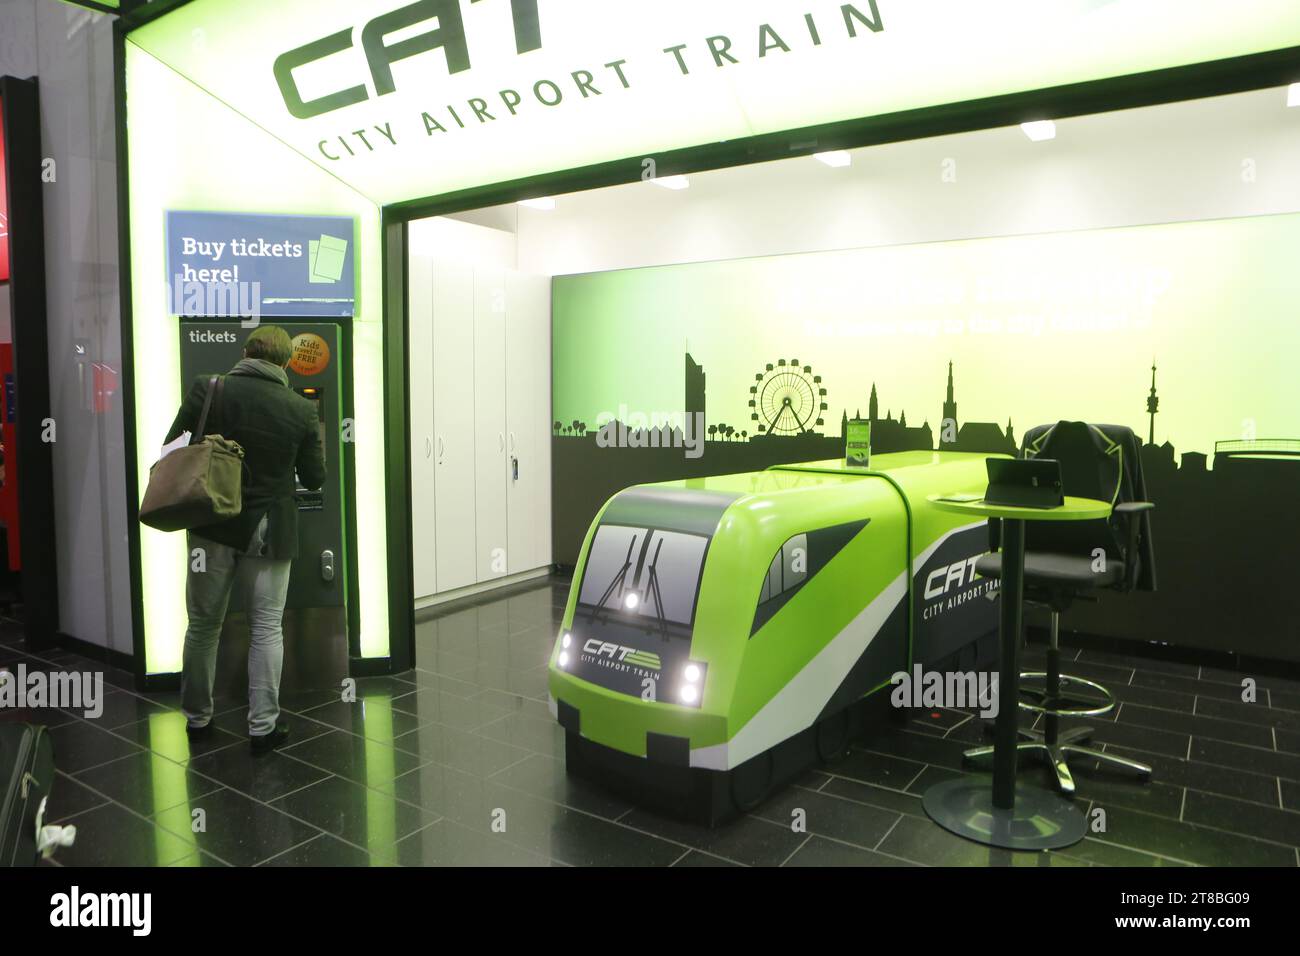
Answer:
[{"xmin": 3, "ymin": 576, "xmax": 1299, "ymax": 866}]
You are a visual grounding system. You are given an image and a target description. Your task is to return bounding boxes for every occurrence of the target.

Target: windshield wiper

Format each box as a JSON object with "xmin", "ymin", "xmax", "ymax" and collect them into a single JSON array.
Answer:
[
  {"xmin": 643, "ymin": 537, "xmax": 670, "ymax": 642},
  {"xmin": 586, "ymin": 534, "xmax": 638, "ymax": 625}
]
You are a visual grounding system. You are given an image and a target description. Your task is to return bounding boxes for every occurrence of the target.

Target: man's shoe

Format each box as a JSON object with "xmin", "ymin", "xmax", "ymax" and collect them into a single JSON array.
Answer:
[
  {"xmin": 250, "ymin": 722, "xmax": 290, "ymax": 756},
  {"xmin": 186, "ymin": 721, "xmax": 214, "ymax": 740}
]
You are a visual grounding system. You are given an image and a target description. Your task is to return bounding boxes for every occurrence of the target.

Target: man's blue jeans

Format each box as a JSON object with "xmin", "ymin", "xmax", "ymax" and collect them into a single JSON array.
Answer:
[{"xmin": 180, "ymin": 516, "xmax": 292, "ymax": 738}]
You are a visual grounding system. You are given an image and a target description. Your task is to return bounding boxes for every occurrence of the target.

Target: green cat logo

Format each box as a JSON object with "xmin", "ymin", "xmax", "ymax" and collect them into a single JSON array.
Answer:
[
  {"xmin": 582, "ymin": 638, "xmax": 661, "ymax": 671},
  {"xmin": 275, "ymin": 0, "xmax": 542, "ymax": 120}
]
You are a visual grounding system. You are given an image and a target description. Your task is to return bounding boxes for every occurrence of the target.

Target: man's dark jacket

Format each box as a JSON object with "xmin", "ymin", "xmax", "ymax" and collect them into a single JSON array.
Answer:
[{"xmin": 165, "ymin": 359, "xmax": 325, "ymax": 558}]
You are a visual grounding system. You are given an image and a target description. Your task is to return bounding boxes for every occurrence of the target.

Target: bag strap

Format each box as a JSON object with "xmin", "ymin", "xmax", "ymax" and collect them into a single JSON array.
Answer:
[
  {"xmin": 190, "ymin": 375, "xmax": 219, "ymax": 445},
  {"xmin": 213, "ymin": 375, "xmax": 226, "ymax": 436}
]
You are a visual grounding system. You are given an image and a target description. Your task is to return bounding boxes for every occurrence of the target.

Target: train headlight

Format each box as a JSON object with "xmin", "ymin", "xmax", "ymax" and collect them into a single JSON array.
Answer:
[
  {"xmin": 558, "ymin": 651, "xmax": 570, "ymax": 669},
  {"xmin": 561, "ymin": 632, "xmax": 572, "ymax": 649},
  {"xmin": 678, "ymin": 661, "xmax": 707, "ymax": 707}
]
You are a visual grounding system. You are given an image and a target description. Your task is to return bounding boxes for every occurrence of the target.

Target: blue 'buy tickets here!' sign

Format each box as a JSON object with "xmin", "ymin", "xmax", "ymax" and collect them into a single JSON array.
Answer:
[{"xmin": 165, "ymin": 210, "xmax": 356, "ymax": 317}]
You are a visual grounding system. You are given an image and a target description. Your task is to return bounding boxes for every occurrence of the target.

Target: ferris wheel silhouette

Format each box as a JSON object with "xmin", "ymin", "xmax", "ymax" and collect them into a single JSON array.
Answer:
[{"xmin": 749, "ymin": 360, "xmax": 827, "ymax": 435}]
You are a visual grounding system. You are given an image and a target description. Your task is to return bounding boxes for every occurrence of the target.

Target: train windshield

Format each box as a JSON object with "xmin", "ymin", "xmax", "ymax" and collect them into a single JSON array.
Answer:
[{"xmin": 577, "ymin": 524, "xmax": 709, "ymax": 632}]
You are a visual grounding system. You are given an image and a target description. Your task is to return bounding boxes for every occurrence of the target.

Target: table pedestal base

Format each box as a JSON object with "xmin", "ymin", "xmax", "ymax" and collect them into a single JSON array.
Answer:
[{"xmin": 923, "ymin": 776, "xmax": 1087, "ymax": 850}]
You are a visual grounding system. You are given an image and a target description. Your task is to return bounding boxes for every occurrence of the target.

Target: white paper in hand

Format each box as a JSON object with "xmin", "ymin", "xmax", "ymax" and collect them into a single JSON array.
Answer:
[{"xmin": 159, "ymin": 432, "xmax": 191, "ymax": 461}]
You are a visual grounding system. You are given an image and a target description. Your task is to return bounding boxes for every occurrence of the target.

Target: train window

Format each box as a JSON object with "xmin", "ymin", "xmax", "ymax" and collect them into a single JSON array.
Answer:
[
  {"xmin": 782, "ymin": 533, "xmax": 808, "ymax": 591},
  {"xmin": 640, "ymin": 530, "xmax": 709, "ymax": 624},
  {"xmin": 760, "ymin": 533, "xmax": 808, "ymax": 605},
  {"xmin": 751, "ymin": 521, "xmax": 869, "ymax": 637},
  {"xmin": 577, "ymin": 523, "xmax": 709, "ymax": 628},
  {"xmin": 577, "ymin": 524, "xmax": 643, "ymax": 609}
]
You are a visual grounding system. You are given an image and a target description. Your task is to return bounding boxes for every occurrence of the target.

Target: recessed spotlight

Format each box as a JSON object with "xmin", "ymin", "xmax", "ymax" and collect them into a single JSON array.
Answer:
[
  {"xmin": 624, "ymin": 592, "xmax": 640, "ymax": 610},
  {"xmin": 649, "ymin": 175, "xmax": 690, "ymax": 191},
  {"xmin": 1289, "ymin": 83, "xmax": 1300, "ymax": 108},
  {"xmin": 518, "ymin": 197, "xmax": 556, "ymax": 210},
  {"xmin": 814, "ymin": 150, "xmax": 852, "ymax": 168},
  {"xmin": 1020, "ymin": 120, "xmax": 1057, "ymax": 142}
]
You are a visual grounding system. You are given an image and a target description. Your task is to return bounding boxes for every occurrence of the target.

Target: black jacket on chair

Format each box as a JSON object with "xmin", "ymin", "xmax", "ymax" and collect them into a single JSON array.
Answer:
[
  {"xmin": 1019, "ymin": 421, "xmax": 1157, "ymax": 593},
  {"xmin": 165, "ymin": 359, "xmax": 325, "ymax": 558}
]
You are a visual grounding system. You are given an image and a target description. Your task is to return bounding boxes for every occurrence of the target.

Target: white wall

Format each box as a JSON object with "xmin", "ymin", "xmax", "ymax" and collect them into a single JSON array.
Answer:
[
  {"xmin": 514, "ymin": 86, "xmax": 1300, "ymax": 276},
  {"xmin": 408, "ymin": 215, "xmax": 518, "ymax": 270},
  {"xmin": 0, "ymin": 0, "xmax": 130, "ymax": 655}
]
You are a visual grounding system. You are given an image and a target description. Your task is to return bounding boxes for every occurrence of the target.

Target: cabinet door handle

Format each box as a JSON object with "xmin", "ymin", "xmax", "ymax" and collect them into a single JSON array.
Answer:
[
  {"xmin": 437, "ymin": 436, "xmax": 445, "ymax": 461},
  {"xmin": 425, "ymin": 437, "xmax": 432, "ymax": 458},
  {"xmin": 509, "ymin": 431, "xmax": 515, "ymax": 453},
  {"xmin": 498, "ymin": 432, "xmax": 505, "ymax": 452}
]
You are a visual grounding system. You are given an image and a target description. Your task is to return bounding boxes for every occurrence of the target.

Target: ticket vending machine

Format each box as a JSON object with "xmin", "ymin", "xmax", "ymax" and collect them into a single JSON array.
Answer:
[{"xmin": 178, "ymin": 320, "xmax": 355, "ymax": 693}]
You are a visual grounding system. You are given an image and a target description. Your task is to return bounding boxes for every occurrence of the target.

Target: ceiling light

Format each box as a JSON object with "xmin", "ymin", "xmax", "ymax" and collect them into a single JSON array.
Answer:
[
  {"xmin": 517, "ymin": 197, "xmax": 556, "ymax": 210},
  {"xmin": 1288, "ymin": 83, "xmax": 1300, "ymax": 107},
  {"xmin": 814, "ymin": 150, "xmax": 852, "ymax": 168},
  {"xmin": 624, "ymin": 592, "xmax": 639, "ymax": 610},
  {"xmin": 650, "ymin": 175, "xmax": 690, "ymax": 191},
  {"xmin": 1020, "ymin": 120, "xmax": 1057, "ymax": 142}
]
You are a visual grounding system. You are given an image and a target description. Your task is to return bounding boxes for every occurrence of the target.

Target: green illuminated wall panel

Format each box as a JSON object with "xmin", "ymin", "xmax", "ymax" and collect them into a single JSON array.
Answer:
[{"xmin": 125, "ymin": 43, "xmax": 390, "ymax": 674}]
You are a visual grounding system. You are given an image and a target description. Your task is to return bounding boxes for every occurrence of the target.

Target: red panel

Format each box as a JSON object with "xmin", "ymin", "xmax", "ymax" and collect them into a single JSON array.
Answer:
[
  {"xmin": 92, "ymin": 361, "xmax": 118, "ymax": 414},
  {"xmin": 0, "ymin": 96, "xmax": 8, "ymax": 283},
  {"xmin": 0, "ymin": 343, "xmax": 17, "ymax": 570}
]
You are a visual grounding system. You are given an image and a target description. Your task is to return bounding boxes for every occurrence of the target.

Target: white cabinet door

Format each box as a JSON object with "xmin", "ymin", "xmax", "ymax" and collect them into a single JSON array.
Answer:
[
  {"xmin": 432, "ymin": 260, "xmax": 478, "ymax": 593},
  {"xmin": 473, "ymin": 268, "xmax": 508, "ymax": 583},
  {"xmin": 408, "ymin": 255, "xmax": 437, "ymax": 598},
  {"xmin": 505, "ymin": 271, "xmax": 552, "ymax": 574}
]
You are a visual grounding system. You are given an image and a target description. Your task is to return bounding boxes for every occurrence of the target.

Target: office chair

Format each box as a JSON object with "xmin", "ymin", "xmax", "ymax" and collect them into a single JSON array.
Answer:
[{"xmin": 965, "ymin": 421, "xmax": 1155, "ymax": 794}]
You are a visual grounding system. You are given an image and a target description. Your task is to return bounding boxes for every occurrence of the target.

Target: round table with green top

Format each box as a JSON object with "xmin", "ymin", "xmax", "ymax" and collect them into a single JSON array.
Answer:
[{"xmin": 921, "ymin": 494, "xmax": 1113, "ymax": 851}]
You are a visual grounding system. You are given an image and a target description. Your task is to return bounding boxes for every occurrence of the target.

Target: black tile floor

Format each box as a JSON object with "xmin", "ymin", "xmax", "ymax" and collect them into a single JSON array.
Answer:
[{"xmin": 3, "ymin": 577, "xmax": 1300, "ymax": 866}]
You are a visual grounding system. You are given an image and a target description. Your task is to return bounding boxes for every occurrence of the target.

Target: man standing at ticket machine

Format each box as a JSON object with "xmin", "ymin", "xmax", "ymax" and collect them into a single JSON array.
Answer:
[{"xmin": 164, "ymin": 326, "xmax": 326, "ymax": 754}]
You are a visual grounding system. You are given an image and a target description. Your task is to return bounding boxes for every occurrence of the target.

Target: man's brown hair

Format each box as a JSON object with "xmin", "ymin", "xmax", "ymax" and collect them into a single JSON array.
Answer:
[{"xmin": 244, "ymin": 325, "xmax": 293, "ymax": 367}]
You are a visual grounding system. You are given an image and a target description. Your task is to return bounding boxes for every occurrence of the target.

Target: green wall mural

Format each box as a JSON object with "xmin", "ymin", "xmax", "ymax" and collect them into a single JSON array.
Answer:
[
  {"xmin": 554, "ymin": 212, "xmax": 1300, "ymax": 460},
  {"xmin": 551, "ymin": 211, "xmax": 1300, "ymax": 661}
]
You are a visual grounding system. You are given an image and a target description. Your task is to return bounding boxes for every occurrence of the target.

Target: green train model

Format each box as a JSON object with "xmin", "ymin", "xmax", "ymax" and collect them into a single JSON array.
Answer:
[{"xmin": 547, "ymin": 451, "xmax": 1007, "ymax": 824}]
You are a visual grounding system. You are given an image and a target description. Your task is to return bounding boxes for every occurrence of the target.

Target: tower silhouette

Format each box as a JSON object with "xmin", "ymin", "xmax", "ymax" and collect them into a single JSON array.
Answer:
[
  {"xmin": 1146, "ymin": 361, "xmax": 1159, "ymax": 445},
  {"xmin": 940, "ymin": 361, "xmax": 958, "ymax": 446},
  {"xmin": 869, "ymin": 383, "xmax": 879, "ymax": 422},
  {"xmin": 686, "ymin": 353, "xmax": 706, "ymax": 429}
]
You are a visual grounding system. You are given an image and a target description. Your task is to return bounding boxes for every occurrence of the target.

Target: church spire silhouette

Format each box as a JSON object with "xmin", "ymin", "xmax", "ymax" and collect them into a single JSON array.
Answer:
[
  {"xmin": 941, "ymin": 361, "xmax": 958, "ymax": 446},
  {"xmin": 1146, "ymin": 361, "xmax": 1159, "ymax": 445}
]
